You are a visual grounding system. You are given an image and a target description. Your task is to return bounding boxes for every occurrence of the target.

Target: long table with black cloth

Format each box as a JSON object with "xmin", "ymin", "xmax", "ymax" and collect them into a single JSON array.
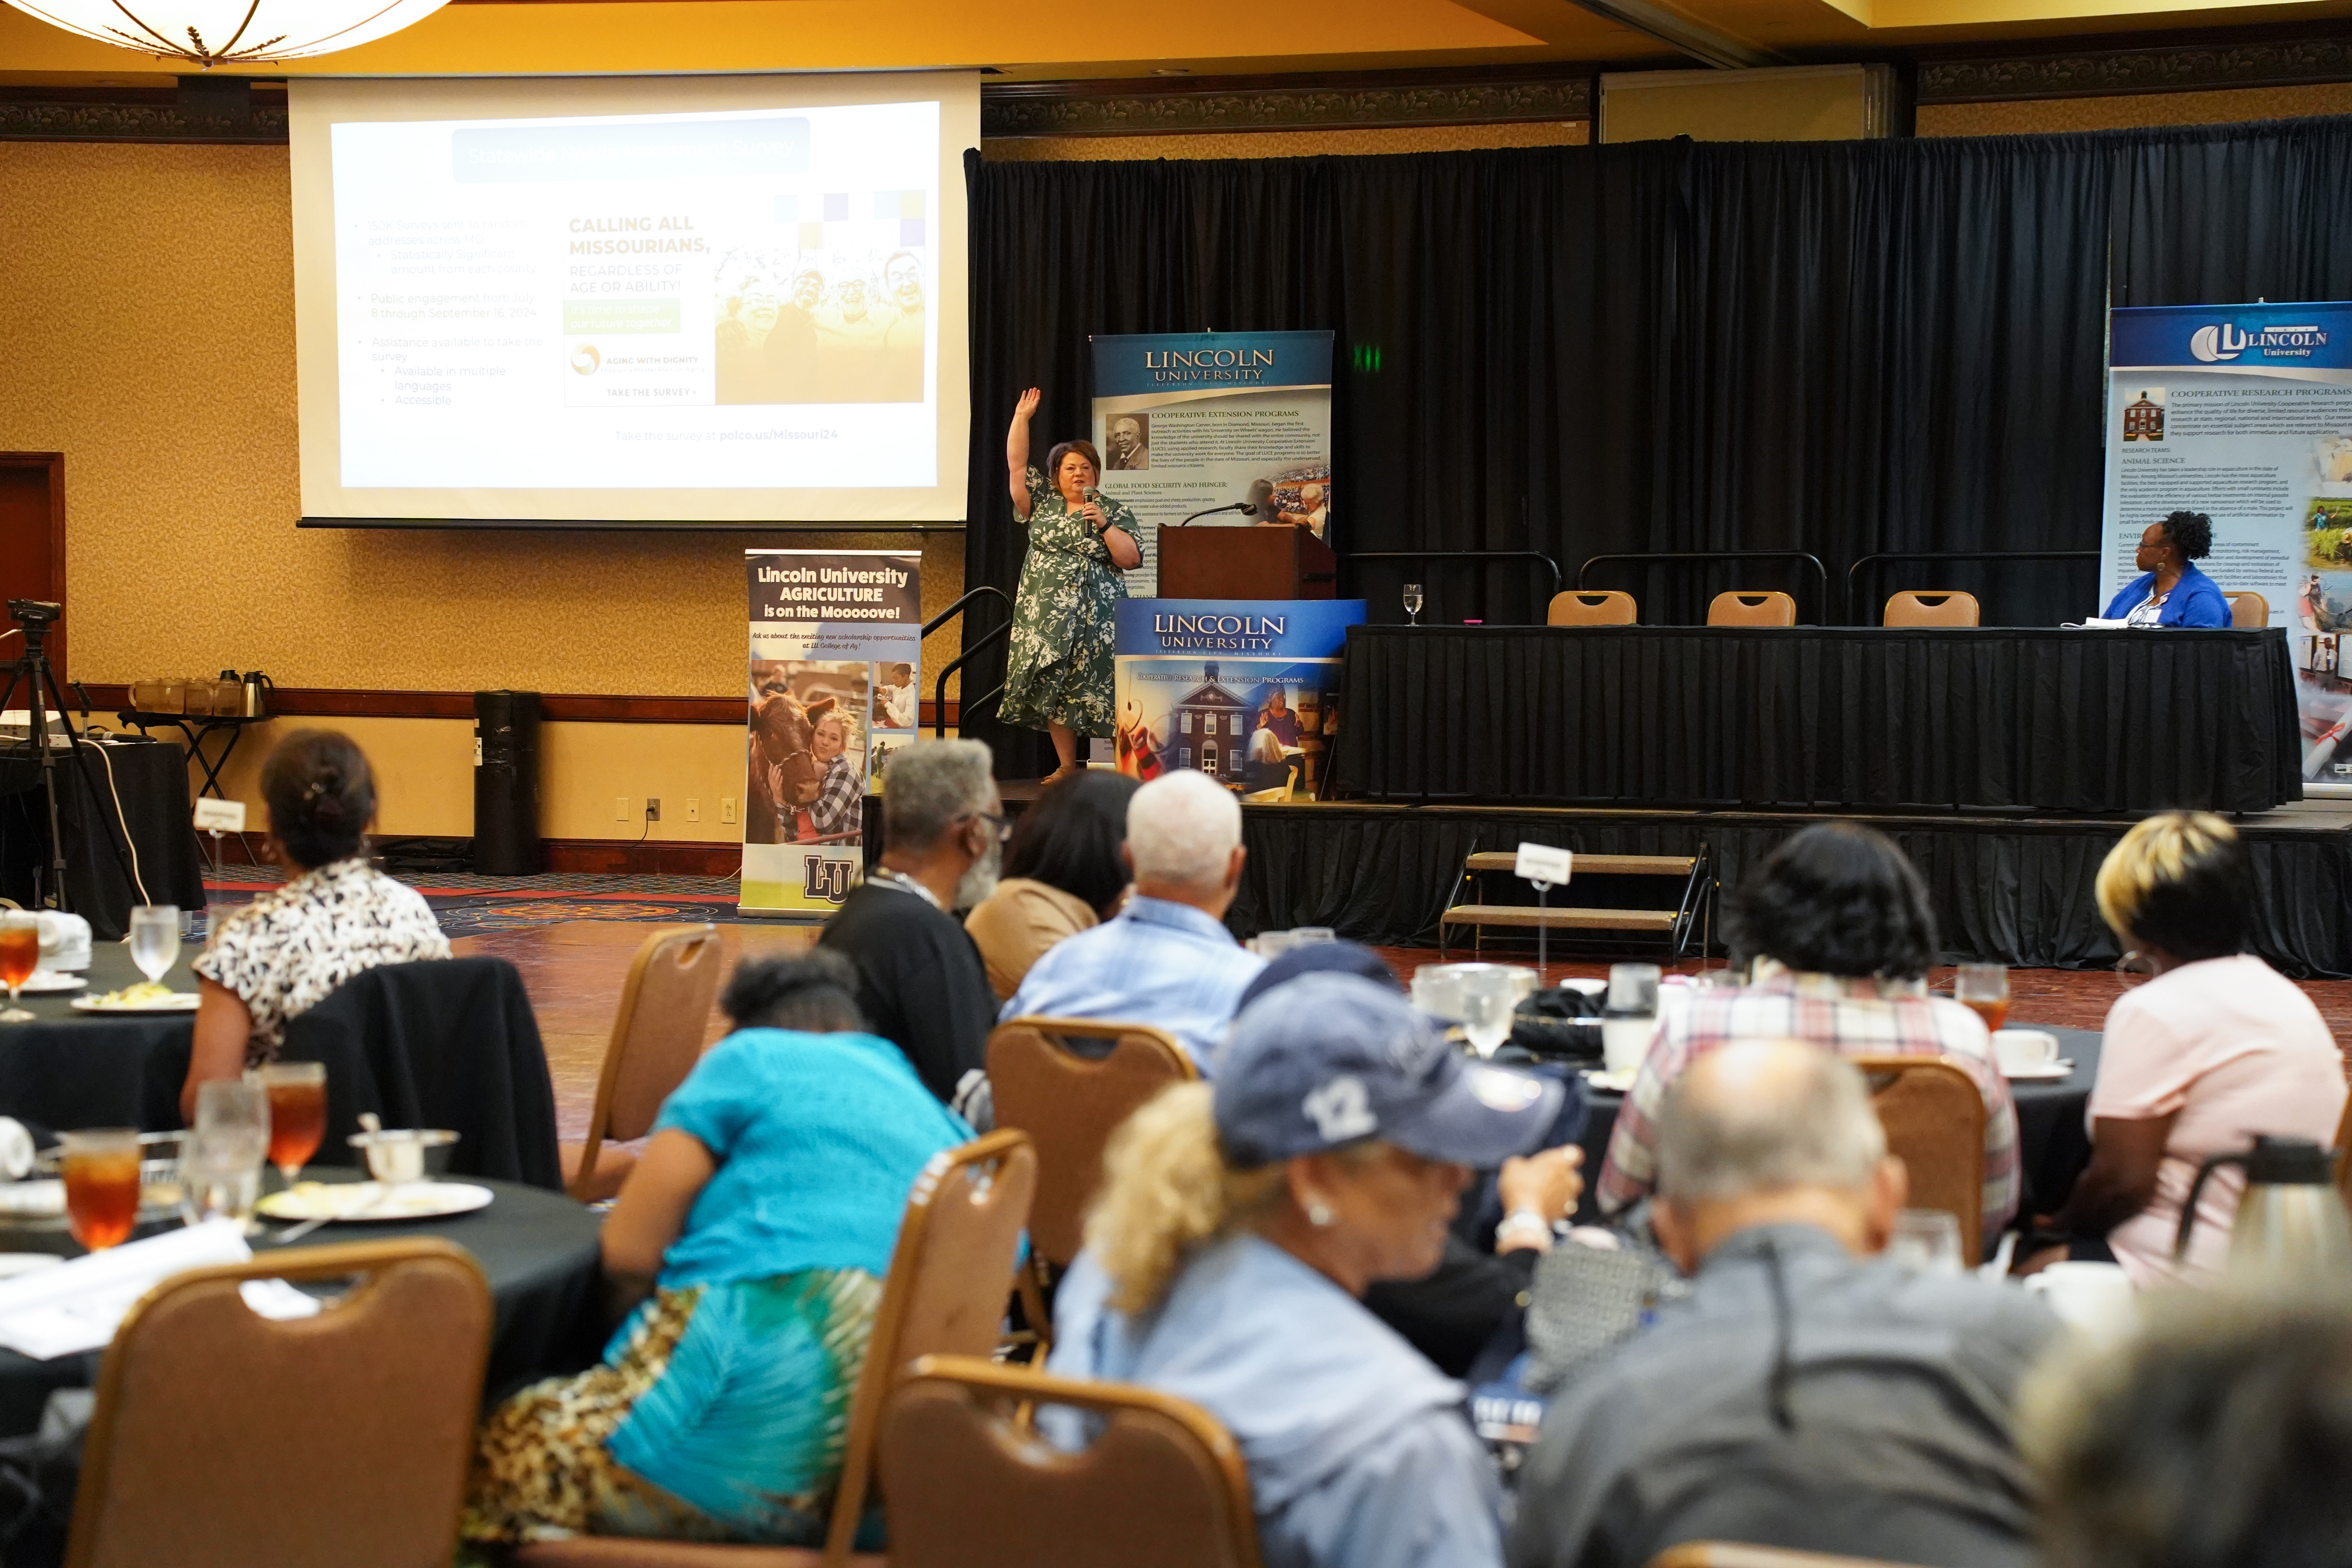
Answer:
[
  {"xmin": 1330, "ymin": 624, "xmax": 2302, "ymax": 815},
  {"xmin": 0, "ymin": 735, "xmax": 206, "ymax": 942}
]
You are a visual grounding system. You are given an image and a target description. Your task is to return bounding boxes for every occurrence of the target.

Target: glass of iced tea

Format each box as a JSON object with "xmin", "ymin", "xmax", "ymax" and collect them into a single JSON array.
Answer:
[
  {"xmin": 0, "ymin": 911, "xmax": 39, "ymax": 1022},
  {"xmin": 60, "ymin": 1129, "xmax": 143, "ymax": 1252},
  {"xmin": 252, "ymin": 1062, "xmax": 327, "ymax": 1187},
  {"xmin": 1955, "ymin": 963, "xmax": 2011, "ymax": 1033}
]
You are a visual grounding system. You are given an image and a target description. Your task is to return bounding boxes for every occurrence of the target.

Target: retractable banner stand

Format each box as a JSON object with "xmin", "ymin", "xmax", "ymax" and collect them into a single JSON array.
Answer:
[
  {"xmin": 1089, "ymin": 331, "xmax": 1335, "ymax": 598},
  {"xmin": 740, "ymin": 549, "xmax": 921, "ymax": 916},
  {"xmin": 2102, "ymin": 302, "xmax": 2352, "ymax": 781},
  {"xmin": 1114, "ymin": 598, "xmax": 1364, "ymax": 801}
]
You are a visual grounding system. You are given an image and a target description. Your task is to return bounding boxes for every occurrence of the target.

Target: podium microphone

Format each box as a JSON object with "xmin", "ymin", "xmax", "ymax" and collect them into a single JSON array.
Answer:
[{"xmin": 1176, "ymin": 502, "xmax": 1256, "ymax": 527}]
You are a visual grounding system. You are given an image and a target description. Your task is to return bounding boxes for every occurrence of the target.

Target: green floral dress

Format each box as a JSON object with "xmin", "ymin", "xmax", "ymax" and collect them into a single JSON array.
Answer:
[{"xmin": 1000, "ymin": 465, "xmax": 1133, "ymax": 738}]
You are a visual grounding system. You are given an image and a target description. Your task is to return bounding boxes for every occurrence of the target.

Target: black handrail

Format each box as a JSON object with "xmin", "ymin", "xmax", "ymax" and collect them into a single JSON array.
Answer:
[
  {"xmin": 1846, "ymin": 550, "xmax": 2099, "ymax": 625},
  {"xmin": 1578, "ymin": 551, "xmax": 1833, "ymax": 624},
  {"xmin": 921, "ymin": 585, "xmax": 1011, "ymax": 640},
  {"xmin": 926, "ymin": 586, "xmax": 1015, "ymax": 737},
  {"xmin": 1348, "ymin": 550, "xmax": 1563, "ymax": 623}
]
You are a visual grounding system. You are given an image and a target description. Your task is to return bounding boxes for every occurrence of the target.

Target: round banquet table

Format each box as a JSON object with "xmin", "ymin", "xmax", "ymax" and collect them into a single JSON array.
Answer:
[
  {"xmin": 0, "ymin": 944, "xmax": 199, "ymax": 1135},
  {"xmin": 1570, "ymin": 1022, "xmax": 2105, "ymax": 1230},
  {"xmin": 0, "ymin": 1172, "xmax": 606, "ymax": 1438}
]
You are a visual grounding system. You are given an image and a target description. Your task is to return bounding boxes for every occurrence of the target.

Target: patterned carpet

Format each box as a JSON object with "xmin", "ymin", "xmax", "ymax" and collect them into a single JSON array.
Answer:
[{"xmin": 201, "ymin": 869, "xmax": 764, "ymax": 939}]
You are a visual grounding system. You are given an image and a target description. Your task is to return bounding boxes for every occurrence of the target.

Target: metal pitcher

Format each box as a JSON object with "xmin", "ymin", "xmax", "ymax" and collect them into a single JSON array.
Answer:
[
  {"xmin": 2175, "ymin": 1134, "xmax": 2352, "ymax": 1275},
  {"xmin": 239, "ymin": 670, "xmax": 272, "ymax": 719}
]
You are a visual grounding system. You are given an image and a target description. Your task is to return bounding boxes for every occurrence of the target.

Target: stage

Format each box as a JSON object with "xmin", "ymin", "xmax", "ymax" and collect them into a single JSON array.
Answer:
[{"xmin": 1227, "ymin": 795, "xmax": 2352, "ymax": 980}]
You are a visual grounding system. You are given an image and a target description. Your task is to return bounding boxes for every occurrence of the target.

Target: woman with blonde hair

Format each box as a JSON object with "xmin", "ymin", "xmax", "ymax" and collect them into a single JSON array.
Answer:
[
  {"xmin": 2020, "ymin": 811, "xmax": 2345, "ymax": 1281},
  {"xmin": 1047, "ymin": 973, "xmax": 1565, "ymax": 1568}
]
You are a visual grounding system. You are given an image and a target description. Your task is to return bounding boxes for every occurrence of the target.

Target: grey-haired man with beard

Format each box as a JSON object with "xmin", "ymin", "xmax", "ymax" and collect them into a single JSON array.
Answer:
[{"xmin": 817, "ymin": 740, "xmax": 1002, "ymax": 1118}]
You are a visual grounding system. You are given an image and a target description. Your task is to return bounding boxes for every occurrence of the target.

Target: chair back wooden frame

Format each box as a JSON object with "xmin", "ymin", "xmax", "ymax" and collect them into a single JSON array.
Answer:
[
  {"xmin": 986, "ymin": 1017, "xmax": 1196, "ymax": 1270},
  {"xmin": 1851, "ymin": 1054, "xmax": 1988, "ymax": 1263},
  {"xmin": 880, "ymin": 1354, "xmax": 1263, "ymax": 1568},
  {"xmin": 67, "ymin": 1238, "xmax": 492, "ymax": 1568},
  {"xmin": 1648, "ymin": 1543, "xmax": 1930, "ymax": 1568},
  {"xmin": 2227, "ymin": 590, "xmax": 2270, "ymax": 629},
  {"xmin": 2331, "ymin": 1094, "xmax": 2352, "ymax": 1215},
  {"xmin": 1548, "ymin": 590, "xmax": 1638, "ymax": 626},
  {"xmin": 1882, "ymin": 591, "xmax": 1979, "ymax": 628},
  {"xmin": 568, "ymin": 924, "xmax": 724, "ymax": 1200},
  {"xmin": 1706, "ymin": 591, "xmax": 1797, "ymax": 627}
]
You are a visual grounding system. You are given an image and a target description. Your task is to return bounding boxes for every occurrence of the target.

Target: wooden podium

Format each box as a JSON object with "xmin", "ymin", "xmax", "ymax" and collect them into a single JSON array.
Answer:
[{"xmin": 1156, "ymin": 524, "xmax": 1338, "ymax": 600}]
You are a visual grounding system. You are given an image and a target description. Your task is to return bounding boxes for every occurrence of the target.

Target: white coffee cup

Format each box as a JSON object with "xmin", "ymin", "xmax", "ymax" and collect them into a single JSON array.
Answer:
[
  {"xmin": 1993, "ymin": 1029, "xmax": 2060, "ymax": 1073},
  {"xmin": 2024, "ymin": 1260, "xmax": 2137, "ymax": 1339},
  {"xmin": 1601, "ymin": 1015, "xmax": 1655, "ymax": 1076}
]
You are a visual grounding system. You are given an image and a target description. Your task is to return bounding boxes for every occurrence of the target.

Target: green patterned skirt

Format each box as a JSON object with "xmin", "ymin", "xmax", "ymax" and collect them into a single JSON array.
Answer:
[{"xmin": 463, "ymin": 1268, "xmax": 882, "ymax": 1547}]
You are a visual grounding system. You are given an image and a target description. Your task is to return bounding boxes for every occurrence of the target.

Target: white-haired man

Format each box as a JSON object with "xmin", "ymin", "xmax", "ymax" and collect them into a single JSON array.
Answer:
[
  {"xmin": 1002, "ymin": 769, "xmax": 1263, "ymax": 1067},
  {"xmin": 1510, "ymin": 1040, "xmax": 2056, "ymax": 1568}
]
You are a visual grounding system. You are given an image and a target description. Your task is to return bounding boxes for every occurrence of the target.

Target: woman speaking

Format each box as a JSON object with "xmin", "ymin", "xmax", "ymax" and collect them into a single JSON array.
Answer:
[{"xmin": 1002, "ymin": 387, "xmax": 1142, "ymax": 784}]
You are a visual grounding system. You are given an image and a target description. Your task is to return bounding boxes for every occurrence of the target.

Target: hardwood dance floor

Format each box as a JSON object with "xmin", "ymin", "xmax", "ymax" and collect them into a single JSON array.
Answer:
[{"xmin": 461, "ymin": 921, "xmax": 2352, "ymax": 1143}]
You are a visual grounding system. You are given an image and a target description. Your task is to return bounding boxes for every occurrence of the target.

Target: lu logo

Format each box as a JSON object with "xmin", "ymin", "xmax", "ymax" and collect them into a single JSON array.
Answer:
[{"xmin": 802, "ymin": 859, "xmax": 856, "ymax": 904}]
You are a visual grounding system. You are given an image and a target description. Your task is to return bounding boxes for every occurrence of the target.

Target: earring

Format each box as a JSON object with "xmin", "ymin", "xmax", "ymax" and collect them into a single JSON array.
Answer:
[{"xmin": 1304, "ymin": 1198, "xmax": 1334, "ymax": 1227}]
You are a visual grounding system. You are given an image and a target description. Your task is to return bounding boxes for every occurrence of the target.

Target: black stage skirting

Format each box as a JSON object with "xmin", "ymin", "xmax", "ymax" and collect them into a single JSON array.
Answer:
[
  {"xmin": 1330, "ymin": 625, "xmax": 2302, "ymax": 815},
  {"xmin": 1232, "ymin": 802, "xmax": 2352, "ymax": 980}
]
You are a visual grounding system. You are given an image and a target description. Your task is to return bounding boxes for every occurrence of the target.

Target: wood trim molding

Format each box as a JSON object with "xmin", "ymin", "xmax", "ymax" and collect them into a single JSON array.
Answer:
[
  {"xmin": 981, "ymin": 65, "xmax": 1595, "ymax": 137},
  {"xmin": 0, "ymin": 87, "xmax": 289, "ymax": 144},
  {"xmin": 1917, "ymin": 27, "xmax": 2352, "ymax": 102},
  {"xmin": 77, "ymin": 683, "xmax": 958, "ymax": 728}
]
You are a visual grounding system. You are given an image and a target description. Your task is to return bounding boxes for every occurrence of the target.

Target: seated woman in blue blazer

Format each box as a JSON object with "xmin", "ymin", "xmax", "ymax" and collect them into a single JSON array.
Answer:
[{"xmin": 2103, "ymin": 510, "xmax": 2232, "ymax": 627}]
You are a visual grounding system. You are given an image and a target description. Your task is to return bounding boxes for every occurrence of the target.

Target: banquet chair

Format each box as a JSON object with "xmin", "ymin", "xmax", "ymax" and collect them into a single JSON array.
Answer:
[
  {"xmin": 1548, "ymin": 590, "xmax": 1638, "ymax": 626},
  {"xmin": 66, "ymin": 1238, "xmax": 492, "ymax": 1568},
  {"xmin": 987, "ymin": 1016, "xmax": 1195, "ymax": 1270},
  {"xmin": 878, "ymin": 1354, "xmax": 1262, "ymax": 1568},
  {"xmin": 2227, "ymin": 590, "xmax": 2270, "ymax": 628},
  {"xmin": 562, "ymin": 924, "xmax": 724, "ymax": 1201},
  {"xmin": 515, "ymin": 1127, "xmax": 1038, "ymax": 1568},
  {"xmin": 1851, "ymin": 1055, "xmax": 1988, "ymax": 1263},
  {"xmin": 1706, "ymin": 592, "xmax": 1797, "ymax": 627},
  {"xmin": 1882, "ymin": 591, "xmax": 1979, "ymax": 628},
  {"xmin": 2330, "ymin": 1094, "xmax": 2352, "ymax": 1214},
  {"xmin": 1647, "ymin": 1544, "xmax": 1931, "ymax": 1568}
]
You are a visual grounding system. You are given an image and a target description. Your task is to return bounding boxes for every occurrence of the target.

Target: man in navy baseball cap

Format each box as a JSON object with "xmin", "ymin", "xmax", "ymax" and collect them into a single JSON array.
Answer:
[{"xmin": 1217, "ymin": 972, "xmax": 1564, "ymax": 1169}]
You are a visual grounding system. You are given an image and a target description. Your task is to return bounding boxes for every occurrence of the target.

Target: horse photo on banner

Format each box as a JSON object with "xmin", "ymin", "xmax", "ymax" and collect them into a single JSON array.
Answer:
[{"xmin": 740, "ymin": 549, "xmax": 921, "ymax": 916}]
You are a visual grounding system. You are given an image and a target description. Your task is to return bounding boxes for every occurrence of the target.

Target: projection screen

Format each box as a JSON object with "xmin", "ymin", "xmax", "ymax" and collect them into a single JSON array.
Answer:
[{"xmin": 289, "ymin": 72, "xmax": 978, "ymax": 527}]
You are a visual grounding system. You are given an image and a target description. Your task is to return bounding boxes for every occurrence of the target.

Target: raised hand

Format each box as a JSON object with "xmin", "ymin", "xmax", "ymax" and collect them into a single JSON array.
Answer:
[{"xmin": 1013, "ymin": 386, "xmax": 1043, "ymax": 422}]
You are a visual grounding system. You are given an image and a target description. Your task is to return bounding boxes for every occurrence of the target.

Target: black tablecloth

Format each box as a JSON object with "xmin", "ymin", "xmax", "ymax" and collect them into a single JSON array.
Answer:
[
  {"xmin": 0, "ymin": 735, "xmax": 205, "ymax": 941},
  {"xmin": 1572, "ymin": 1022, "xmax": 2100, "ymax": 1229},
  {"xmin": 0, "ymin": 946, "xmax": 198, "ymax": 1134},
  {"xmin": 1332, "ymin": 625, "xmax": 2302, "ymax": 814},
  {"xmin": 0, "ymin": 1174, "xmax": 604, "ymax": 1437}
]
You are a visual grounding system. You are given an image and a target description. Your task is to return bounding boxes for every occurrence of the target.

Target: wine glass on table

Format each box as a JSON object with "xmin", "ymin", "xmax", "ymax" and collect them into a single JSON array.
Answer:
[
  {"xmin": 0, "ymin": 911, "xmax": 39, "ymax": 1022},
  {"xmin": 253, "ymin": 1062, "xmax": 327, "ymax": 1191},
  {"xmin": 128, "ymin": 904, "xmax": 179, "ymax": 989},
  {"xmin": 59, "ymin": 1129, "xmax": 143, "ymax": 1252},
  {"xmin": 1402, "ymin": 583, "xmax": 1425, "ymax": 626},
  {"xmin": 1955, "ymin": 963, "xmax": 2011, "ymax": 1033}
]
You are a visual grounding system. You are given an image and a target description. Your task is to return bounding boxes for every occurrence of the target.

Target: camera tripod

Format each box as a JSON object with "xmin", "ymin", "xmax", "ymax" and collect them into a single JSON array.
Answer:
[{"xmin": 0, "ymin": 600, "xmax": 138, "ymax": 915}]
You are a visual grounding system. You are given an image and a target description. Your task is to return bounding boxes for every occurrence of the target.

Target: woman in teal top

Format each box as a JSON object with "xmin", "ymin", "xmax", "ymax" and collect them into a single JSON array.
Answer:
[
  {"xmin": 463, "ymin": 951, "xmax": 971, "ymax": 1548},
  {"xmin": 1001, "ymin": 387, "xmax": 1142, "ymax": 784}
]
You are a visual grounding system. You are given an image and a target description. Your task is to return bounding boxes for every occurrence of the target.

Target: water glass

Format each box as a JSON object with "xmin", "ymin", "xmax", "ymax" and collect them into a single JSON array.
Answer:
[
  {"xmin": 1288, "ymin": 927, "xmax": 1337, "ymax": 948},
  {"xmin": 1402, "ymin": 583, "xmax": 1425, "ymax": 625},
  {"xmin": 1250, "ymin": 930, "xmax": 1298, "ymax": 959},
  {"xmin": 178, "ymin": 1131, "xmax": 265, "ymax": 1232},
  {"xmin": 1412, "ymin": 965, "xmax": 1466, "ymax": 1023},
  {"xmin": 1887, "ymin": 1208, "xmax": 1965, "ymax": 1274},
  {"xmin": 128, "ymin": 904, "xmax": 180, "ymax": 986},
  {"xmin": 1606, "ymin": 963, "xmax": 1662, "ymax": 1015}
]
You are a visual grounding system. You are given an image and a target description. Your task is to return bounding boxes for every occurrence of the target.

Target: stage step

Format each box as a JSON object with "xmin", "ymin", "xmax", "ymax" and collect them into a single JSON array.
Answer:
[
  {"xmin": 1461, "ymin": 851, "xmax": 1694, "ymax": 878},
  {"xmin": 1439, "ymin": 904, "xmax": 1679, "ymax": 933}
]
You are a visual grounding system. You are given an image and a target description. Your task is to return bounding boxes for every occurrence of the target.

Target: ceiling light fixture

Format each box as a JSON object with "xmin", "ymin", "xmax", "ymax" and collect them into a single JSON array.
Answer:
[{"xmin": 0, "ymin": 0, "xmax": 453, "ymax": 67}]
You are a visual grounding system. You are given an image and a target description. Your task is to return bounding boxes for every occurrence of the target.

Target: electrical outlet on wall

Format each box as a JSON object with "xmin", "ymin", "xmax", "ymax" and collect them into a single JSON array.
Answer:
[
  {"xmin": 645, "ymin": 798, "xmax": 661, "ymax": 822},
  {"xmin": 686, "ymin": 799, "xmax": 700, "ymax": 822},
  {"xmin": 615, "ymin": 797, "xmax": 629, "ymax": 822},
  {"xmin": 722, "ymin": 797, "xmax": 737, "ymax": 824}
]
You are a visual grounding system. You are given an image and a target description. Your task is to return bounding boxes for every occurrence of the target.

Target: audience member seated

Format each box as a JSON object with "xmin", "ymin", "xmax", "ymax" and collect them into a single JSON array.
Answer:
[
  {"xmin": 818, "ymin": 739, "xmax": 1000, "ymax": 1114},
  {"xmin": 1047, "ymin": 973, "xmax": 1564, "ymax": 1568},
  {"xmin": 2101, "ymin": 510, "xmax": 2232, "ymax": 627},
  {"xmin": 1236, "ymin": 942, "xmax": 1588, "ymax": 1377},
  {"xmin": 1597, "ymin": 821, "xmax": 2020, "ymax": 1236},
  {"xmin": 182, "ymin": 729, "xmax": 448, "ymax": 1120},
  {"xmin": 2025, "ymin": 1291, "xmax": 2352, "ymax": 1568},
  {"xmin": 964, "ymin": 768, "xmax": 1140, "ymax": 1000},
  {"xmin": 1512, "ymin": 1040, "xmax": 2056, "ymax": 1568},
  {"xmin": 463, "ymin": 950, "xmax": 971, "ymax": 1548},
  {"xmin": 1003, "ymin": 769, "xmax": 1262, "ymax": 1067},
  {"xmin": 2024, "ymin": 812, "xmax": 2347, "ymax": 1282}
]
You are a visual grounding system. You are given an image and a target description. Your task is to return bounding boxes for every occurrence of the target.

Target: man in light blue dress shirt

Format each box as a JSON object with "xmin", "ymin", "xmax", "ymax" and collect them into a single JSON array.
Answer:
[{"xmin": 1002, "ymin": 769, "xmax": 1264, "ymax": 1069}]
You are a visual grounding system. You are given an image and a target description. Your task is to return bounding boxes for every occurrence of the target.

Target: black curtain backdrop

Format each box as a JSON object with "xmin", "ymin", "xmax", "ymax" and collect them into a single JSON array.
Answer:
[{"xmin": 960, "ymin": 118, "xmax": 2352, "ymax": 779}]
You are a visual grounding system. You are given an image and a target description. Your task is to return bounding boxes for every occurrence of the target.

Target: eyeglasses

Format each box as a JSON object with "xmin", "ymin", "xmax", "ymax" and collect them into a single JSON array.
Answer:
[{"xmin": 967, "ymin": 811, "xmax": 1011, "ymax": 843}]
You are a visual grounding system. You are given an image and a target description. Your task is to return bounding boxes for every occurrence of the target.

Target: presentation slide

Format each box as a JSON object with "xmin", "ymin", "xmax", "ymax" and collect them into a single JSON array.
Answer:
[{"xmin": 290, "ymin": 75, "xmax": 976, "ymax": 525}]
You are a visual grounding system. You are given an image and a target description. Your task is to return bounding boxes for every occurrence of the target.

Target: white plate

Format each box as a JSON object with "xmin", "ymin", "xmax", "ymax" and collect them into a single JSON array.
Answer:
[
  {"xmin": 70, "ymin": 992, "xmax": 199, "ymax": 1013},
  {"xmin": 1584, "ymin": 1068, "xmax": 1639, "ymax": 1093},
  {"xmin": 2002, "ymin": 1059, "xmax": 2076, "ymax": 1081},
  {"xmin": 13, "ymin": 972, "xmax": 83, "ymax": 995},
  {"xmin": 256, "ymin": 1181, "xmax": 494, "ymax": 1223}
]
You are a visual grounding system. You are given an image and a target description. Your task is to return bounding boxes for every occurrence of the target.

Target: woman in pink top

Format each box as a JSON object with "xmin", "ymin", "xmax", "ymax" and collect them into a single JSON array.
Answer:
[{"xmin": 2025, "ymin": 813, "xmax": 2347, "ymax": 1283}]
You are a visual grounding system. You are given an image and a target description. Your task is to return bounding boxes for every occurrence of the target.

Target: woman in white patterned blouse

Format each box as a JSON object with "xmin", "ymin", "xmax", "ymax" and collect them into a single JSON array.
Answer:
[{"xmin": 181, "ymin": 730, "xmax": 449, "ymax": 1120}]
